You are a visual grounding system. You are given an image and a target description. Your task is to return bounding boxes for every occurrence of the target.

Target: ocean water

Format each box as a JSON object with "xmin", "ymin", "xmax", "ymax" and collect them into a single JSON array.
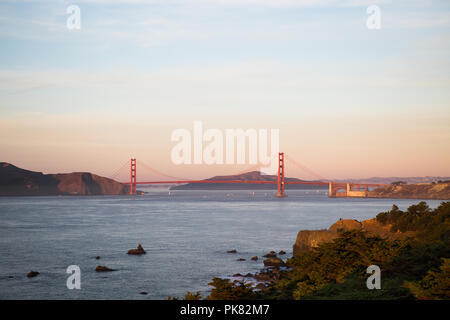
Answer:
[{"xmin": 0, "ymin": 190, "xmax": 443, "ymax": 300}]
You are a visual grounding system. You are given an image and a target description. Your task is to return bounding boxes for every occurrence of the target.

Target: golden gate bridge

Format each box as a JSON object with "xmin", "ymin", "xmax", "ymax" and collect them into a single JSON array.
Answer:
[{"xmin": 109, "ymin": 153, "xmax": 387, "ymax": 198}]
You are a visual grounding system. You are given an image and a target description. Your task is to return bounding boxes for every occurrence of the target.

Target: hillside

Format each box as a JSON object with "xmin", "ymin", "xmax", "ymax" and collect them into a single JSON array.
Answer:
[
  {"xmin": 170, "ymin": 171, "xmax": 327, "ymax": 190},
  {"xmin": 336, "ymin": 176, "xmax": 450, "ymax": 184},
  {"xmin": 368, "ymin": 182, "xmax": 450, "ymax": 200},
  {"xmin": 0, "ymin": 162, "xmax": 130, "ymax": 196}
]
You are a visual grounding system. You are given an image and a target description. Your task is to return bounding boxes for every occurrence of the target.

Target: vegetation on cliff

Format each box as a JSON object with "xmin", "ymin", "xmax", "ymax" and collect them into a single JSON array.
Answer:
[
  {"xmin": 376, "ymin": 201, "xmax": 450, "ymax": 242},
  {"xmin": 204, "ymin": 202, "xmax": 450, "ymax": 300}
]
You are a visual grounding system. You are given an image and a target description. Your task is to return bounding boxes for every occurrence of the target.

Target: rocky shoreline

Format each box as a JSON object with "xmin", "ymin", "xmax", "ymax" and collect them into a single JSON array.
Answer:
[{"xmin": 223, "ymin": 249, "xmax": 290, "ymax": 290}]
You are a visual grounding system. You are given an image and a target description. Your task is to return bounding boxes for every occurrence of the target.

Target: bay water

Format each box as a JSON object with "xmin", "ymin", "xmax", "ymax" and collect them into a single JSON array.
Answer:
[{"xmin": 0, "ymin": 190, "xmax": 442, "ymax": 299}]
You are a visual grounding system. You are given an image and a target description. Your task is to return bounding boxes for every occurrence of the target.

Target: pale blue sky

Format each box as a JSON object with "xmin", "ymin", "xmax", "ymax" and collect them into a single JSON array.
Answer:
[{"xmin": 0, "ymin": 0, "xmax": 449, "ymax": 179}]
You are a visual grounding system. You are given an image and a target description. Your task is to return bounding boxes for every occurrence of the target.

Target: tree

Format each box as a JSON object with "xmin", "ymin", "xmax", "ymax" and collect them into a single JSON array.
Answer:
[
  {"xmin": 271, "ymin": 231, "xmax": 405, "ymax": 300},
  {"xmin": 405, "ymin": 258, "xmax": 450, "ymax": 300},
  {"xmin": 183, "ymin": 291, "xmax": 202, "ymax": 300},
  {"xmin": 168, "ymin": 291, "xmax": 202, "ymax": 300},
  {"xmin": 206, "ymin": 278, "xmax": 255, "ymax": 300}
]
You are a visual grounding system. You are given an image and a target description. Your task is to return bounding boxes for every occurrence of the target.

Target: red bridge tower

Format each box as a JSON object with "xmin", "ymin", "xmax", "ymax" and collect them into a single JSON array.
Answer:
[
  {"xmin": 277, "ymin": 152, "xmax": 286, "ymax": 198},
  {"xmin": 130, "ymin": 158, "xmax": 136, "ymax": 195}
]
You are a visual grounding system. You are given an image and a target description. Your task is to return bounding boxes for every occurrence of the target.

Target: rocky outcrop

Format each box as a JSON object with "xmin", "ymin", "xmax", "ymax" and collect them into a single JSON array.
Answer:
[
  {"xmin": 127, "ymin": 244, "xmax": 146, "ymax": 255},
  {"xmin": 263, "ymin": 251, "xmax": 277, "ymax": 258},
  {"xmin": 263, "ymin": 257, "xmax": 286, "ymax": 267},
  {"xmin": 368, "ymin": 183, "xmax": 450, "ymax": 200},
  {"xmin": 293, "ymin": 218, "xmax": 412, "ymax": 256},
  {"xmin": 293, "ymin": 229, "xmax": 337, "ymax": 255},
  {"xmin": 233, "ymin": 273, "xmax": 253, "ymax": 278},
  {"xmin": 0, "ymin": 162, "xmax": 131, "ymax": 196},
  {"xmin": 253, "ymin": 268, "xmax": 281, "ymax": 282}
]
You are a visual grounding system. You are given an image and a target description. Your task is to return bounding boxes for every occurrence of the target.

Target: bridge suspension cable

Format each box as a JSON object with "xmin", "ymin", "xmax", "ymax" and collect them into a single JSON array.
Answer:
[
  {"xmin": 138, "ymin": 160, "xmax": 194, "ymax": 182},
  {"xmin": 116, "ymin": 153, "xmax": 387, "ymax": 198},
  {"xmin": 284, "ymin": 155, "xmax": 328, "ymax": 182},
  {"xmin": 108, "ymin": 159, "xmax": 130, "ymax": 181}
]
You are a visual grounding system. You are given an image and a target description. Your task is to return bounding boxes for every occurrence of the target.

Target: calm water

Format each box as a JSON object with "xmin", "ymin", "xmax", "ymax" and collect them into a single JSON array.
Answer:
[{"xmin": 0, "ymin": 190, "xmax": 443, "ymax": 300}]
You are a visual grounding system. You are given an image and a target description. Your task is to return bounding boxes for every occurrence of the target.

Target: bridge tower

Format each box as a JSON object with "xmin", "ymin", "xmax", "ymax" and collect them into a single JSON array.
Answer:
[
  {"xmin": 130, "ymin": 158, "xmax": 136, "ymax": 195},
  {"xmin": 277, "ymin": 152, "xmax": 286, "ymax": 198}
]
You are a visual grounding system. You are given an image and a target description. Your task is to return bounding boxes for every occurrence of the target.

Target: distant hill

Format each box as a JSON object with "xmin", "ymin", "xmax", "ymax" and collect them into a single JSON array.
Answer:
[
  {"xmin": 170, "ymin": 171, "xmax": 327, "ymax": 190},
  {"xmin": 335, "ymin": 176, "xmax": 450, "ymax": 184},
  {"xmin": 369, "ymin": 182, "xmax": 450, "ymax": 200},
  {"xmin": 0, "ymin": 162, "xmax": 130, "ymax": 196}
]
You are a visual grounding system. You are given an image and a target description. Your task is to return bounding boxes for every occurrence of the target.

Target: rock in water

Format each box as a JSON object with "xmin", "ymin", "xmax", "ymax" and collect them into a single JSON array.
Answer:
[
  {"xmin": 263, "ymin": 251, "xmax": 277, "ymax": 258},
  {"xmin": 278, "ymin": 250, "xmax": 286, "ymax": 255},
  {"xmin": 237, "ymin": 258, "xmax": 246, "ymax": 261},
  {"xmin": 227, "ymin": 249, "xmax": 237, "ymax": 254},
  {"xmin": 95, "ymin": 266, "xmax": 115, "ymax": 272},
  {"xmin": 263, "ymin": 257, "xmax": 286, "ymax": 267},
  {"xmin": 251, "ymin": 256, "xmax": 258, "ymax": 261},
  {"xmin": 127, "ymin": 244, "xmax": 146, "ymax": 255},
  {"xmin": 27, "ymin": 271, "xmax": 39, "ymax": 278}
]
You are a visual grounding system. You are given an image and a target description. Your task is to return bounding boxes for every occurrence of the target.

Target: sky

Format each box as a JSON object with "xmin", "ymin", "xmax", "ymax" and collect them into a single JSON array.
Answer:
[{"xmin": 0, "ymin": 0, "xmax": 449, "ymax": 181}]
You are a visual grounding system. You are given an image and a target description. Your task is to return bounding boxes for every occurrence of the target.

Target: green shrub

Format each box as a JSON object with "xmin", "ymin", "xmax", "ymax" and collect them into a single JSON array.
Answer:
[
  {"xmin": 206, "ymin": 277, "xmax": 256, "ymax": 300},
  {"xmin": 376, "ymin": 201, "xmax": 450, "ymax": 241},
  {"xmin": 405, "ymin": 258, "xmax": 450, "ymax": 300},
  {"xmin": 269, "ymin": 231, "xmax": 406, "ymax": 300}
]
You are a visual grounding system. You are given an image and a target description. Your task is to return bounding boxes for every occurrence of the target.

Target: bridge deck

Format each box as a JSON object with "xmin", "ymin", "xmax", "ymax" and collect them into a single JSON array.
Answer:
[{"xmin": 123, "ymin": 180, "xmax": 385, "ymax": 187}]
